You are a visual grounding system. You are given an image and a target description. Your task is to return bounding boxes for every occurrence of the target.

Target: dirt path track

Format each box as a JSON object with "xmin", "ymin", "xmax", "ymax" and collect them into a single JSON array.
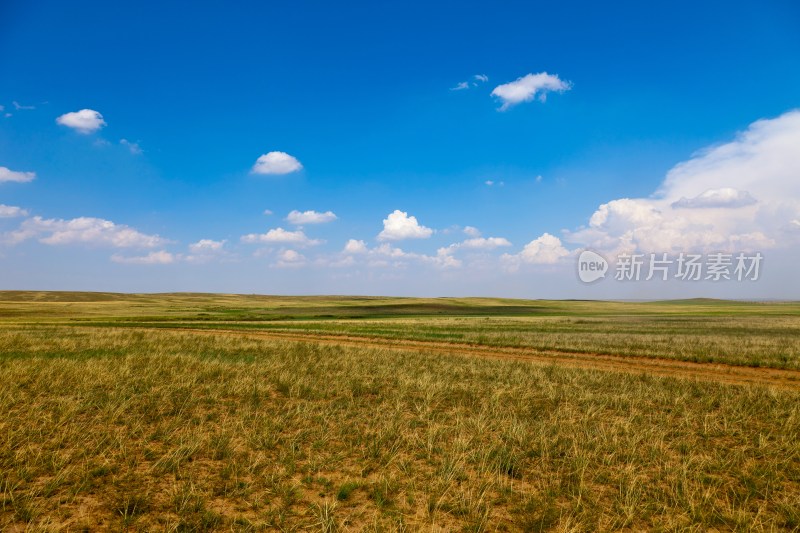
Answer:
[{"xmin": 146, "ymin": 327, "xmax": 800, "ymax": 390}]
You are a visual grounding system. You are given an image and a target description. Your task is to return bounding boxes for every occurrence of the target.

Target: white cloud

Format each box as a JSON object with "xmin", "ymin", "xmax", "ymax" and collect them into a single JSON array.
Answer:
[
  {"xmin": 3, "ymin": 216, "xmax": 167, "ymax": 248},
  {"xmin": 111, "ymin": 250, "xmax": 175, "ymax": 265},
  {"xmin": 432, "ymin": 248, "xmax": 462, "ymax": 268},
  {"xmin": 491, "ymin": 72, "xmax": 571, "ymax": 111},
  {"xmin": 286, "ymin": 210, "xmax": 337, "ymax": 225},
  {"xmin": 587, "ymin": 199, "xmax": 660, "ymax": 231},
  {"xmin": 371, "ymin": 243, "xmax": 409, "ymax": 259},
  {"xmin": 180, "ymin": 240, "xmax": 227, "ymax": 264},
  {"xmin": 189, "ymin": 239, "xmax": 226, "ymax": 253},
  {"xmin": 13, "ymin": 101, "xmax": 35, "ymax": 111},
  {"xmin": 505, "ymin": 233, "xmax": 570, "ymax": 266},
  {"xmin": 0, "ymin": 205, "xmax": 28, "ymax": 218},
  {"xmin": 459, "ymin": 237, "xmax": 512, "ymax": 250},
  {"xmin": 0, "ymin": 166, "xmax": 36, "ymax": 183},
  {"xmin": 451, "ymin": 74, "xmax": 489, "ymax": 91},
  {"xmin": 438, "ymin": 236, "xmax": 512, "ymax": 266},
  {"xmin": 279, "ymin": 249, "xmax": 303, "ymax": 261},
  {"xmin": 370, "ymin": 243, "xmax": 460, "ymax": 269},
  {"xmin": 56, "ymin": 109, "xmax": 106, "ymax": 134},
  {"xmin": 485, "ymin": 180, "xmax": 504, "ymax": 186},
  {"xmin": 566, "ymin": 110, "xmax": 800, "ymax": 254},
  {"xmin": 274, "ymin": 249, "xmax": 306, "ymax": 268},
  {"xmin": 343, "ymin": 239, "xmax": 368, "ymax": 254},
  {"xmin": 183, "ymin": 239, "xmax": 231, "ymax": 264},
  {"xmin": 263, "ymin": 209, "xmax": 273, "ymax": 215},
  {"xmin": 241, "ymin": 227, "xmax": 322, "ymax": 246},
  {"xmin": 326, "ymin": 240, "xmax": 469, "ymax": 270},
  {"xmin": 378, "ymin": 210, "xmax": 433, "ymax": 241},
  {"xmin": 671, "ymin": 188, "xmax": 756, "ymax": 209},
  {"xmin": 463, "ymin": 226, "xmax": 481, "ymax": 237},
  {"xmin": 120, "ymin": 139, "xmax": 142, "ymax": 155},
  {"xmin": 323, "ymin": 241, "xmax": 462, "ymax": 269},
  {"xmin": 251, "ymin": 151, "xmax": 303, "ymax": 175}
]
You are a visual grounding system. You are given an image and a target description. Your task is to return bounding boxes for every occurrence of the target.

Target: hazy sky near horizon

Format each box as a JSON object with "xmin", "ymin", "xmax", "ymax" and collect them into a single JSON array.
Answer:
[{"xmin": 1, "ymin": 0, "xmax": 800, "ymax": 297}]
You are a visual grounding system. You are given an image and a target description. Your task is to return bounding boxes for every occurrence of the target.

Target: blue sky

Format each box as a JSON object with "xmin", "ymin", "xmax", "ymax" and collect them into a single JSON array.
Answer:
[{"xmin": 1, "ymin": 0, "xmax": 799, "ymax": 297}]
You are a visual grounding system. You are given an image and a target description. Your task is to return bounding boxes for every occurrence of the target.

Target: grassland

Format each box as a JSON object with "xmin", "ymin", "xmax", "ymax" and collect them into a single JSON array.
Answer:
[{"xmin": 0, "ymin": 292, "xmax": 799, "ymax": 530}]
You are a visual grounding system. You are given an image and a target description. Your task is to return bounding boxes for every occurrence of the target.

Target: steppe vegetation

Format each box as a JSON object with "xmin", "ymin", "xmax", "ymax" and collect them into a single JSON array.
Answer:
[{"xmin": 0, "ymin": 292, "xmax": 798, "ymax": 530}]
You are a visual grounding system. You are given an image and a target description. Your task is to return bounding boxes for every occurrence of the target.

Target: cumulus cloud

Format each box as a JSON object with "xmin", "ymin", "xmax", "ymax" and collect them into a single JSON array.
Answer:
[
  {"xmin": 0, "ymin": 166, "xmax": 35, "ymax": 183},
  {"xmin": 502, "ymin": 233, "xmax": 569, "ymax": 268},
  {"xmin": 3, "ymin": 216, "xmax": 167, "ymax": 248},
  {"xmin": 251, "ymin": 151, "xmax": 303, "ymax": 175},
  {"xmin": 241, "ymin": 227, "xmax": 322, "ymax": 246},
  {"xmin": 370, "ymin": 243, "xmax": 460, "ymax": 269},
  {"xmin": 491, "ymin": 72, "xmax": 571, "ymax": 111},
  {"xmin": 436, "ymin": 236, "xmax": 512, "ymax": 268},
  {"xmin": 274, "ymin": 249, "xmax": 305, "ymax": 268},
  {"xmin": 343, "ymin": 239, "xmax": 368, "ymax": 254},
  {"xmin": 109, "ymin": 239, "xmax": 228, "ymax": 265},
  {"xmin": 189, "ymin": 239, "xmax": 226, "ymax": 253},
  {"xmin": 451, "ymin": 81, "xmax": 470, "ymax": 91},
  {"xmin": 111, "ymin": 250, "xmax": 175, "ymax": 265},
  {"xmin": 566, "ymin": 109, "xmax": 800, "ymax": 255},
  {"xmin": 519, "ymin": 233, "xmax": 570, "ymax": 263},
  {"xmin": 0, "ymin": 205, "xmax": 28, "ymax": 218},
  {"xmin": 431, "ymin": 248, "xmax": 462, "ymax": 268},
  {"xmin": 458, "ymin": 237, "xmax": 512, "ymax": 250},
  {"xmin": 56, "ymin": 109, "xmax": 106, "ymax": 134},
  {"xmin": 371, "ymin": 243, "xmax": 408, "ymax": 259},
  {"xmin": 319, "ymin": 240, "xmax": 461, "ymax": 269},
  {"xmin": 286, "ymin": 210, "xmax": 337, "ymax": 225},
  {"xmin": 671, "ymin": 188, "xmax": 756, "ymax": 209},
  {"xmin": 587, "ymin": 199, "xmax": 661, "ymax": 232},
  {"xmin": 377, "ymin": 210, "xmax": 433, "ymax": 241},
  {"xmin": 463, "ymin": 226, "xmax": 481, "ymax": 237},
  {"xmin": 182, "ymin": 239, "xmax": 231, "ymax": 263}
]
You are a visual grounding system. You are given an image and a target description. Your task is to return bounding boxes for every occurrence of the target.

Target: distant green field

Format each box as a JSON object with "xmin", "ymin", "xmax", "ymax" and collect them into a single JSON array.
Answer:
[
  {"xmin": 1, "ymin": 292, "xmax": 799, "ymax": 369},
  {"xmin": 2, "ymin": 290, "xmax": 798, "ymax": 319}
]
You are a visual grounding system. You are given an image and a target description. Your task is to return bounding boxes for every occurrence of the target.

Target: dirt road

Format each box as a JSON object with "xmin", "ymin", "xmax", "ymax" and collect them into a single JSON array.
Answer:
[{"xmin": 153, "ymin": 327, "xmax": 800, "ymax": 390}]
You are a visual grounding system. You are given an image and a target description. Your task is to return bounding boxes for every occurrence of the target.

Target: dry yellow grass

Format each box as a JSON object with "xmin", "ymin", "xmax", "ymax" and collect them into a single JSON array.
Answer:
[{"xmin": 1, "ymin": 326, "xmax": 798, "ymax": 531}]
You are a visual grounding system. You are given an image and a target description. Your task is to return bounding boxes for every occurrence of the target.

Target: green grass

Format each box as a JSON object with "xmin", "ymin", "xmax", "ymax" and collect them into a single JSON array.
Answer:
[
  {"xmin": 2, "ymin": 291, "xmax": 798, "ymax": 369},
  {"xmin": 0, "ymin": 293, "xmax": 799, "ymax": 529}
]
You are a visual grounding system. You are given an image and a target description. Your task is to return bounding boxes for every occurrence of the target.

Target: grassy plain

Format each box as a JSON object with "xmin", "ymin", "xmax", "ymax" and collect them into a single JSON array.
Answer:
[{"xmin": 0, "ymin": 292, "xmax": 799, "ymax": 530}]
